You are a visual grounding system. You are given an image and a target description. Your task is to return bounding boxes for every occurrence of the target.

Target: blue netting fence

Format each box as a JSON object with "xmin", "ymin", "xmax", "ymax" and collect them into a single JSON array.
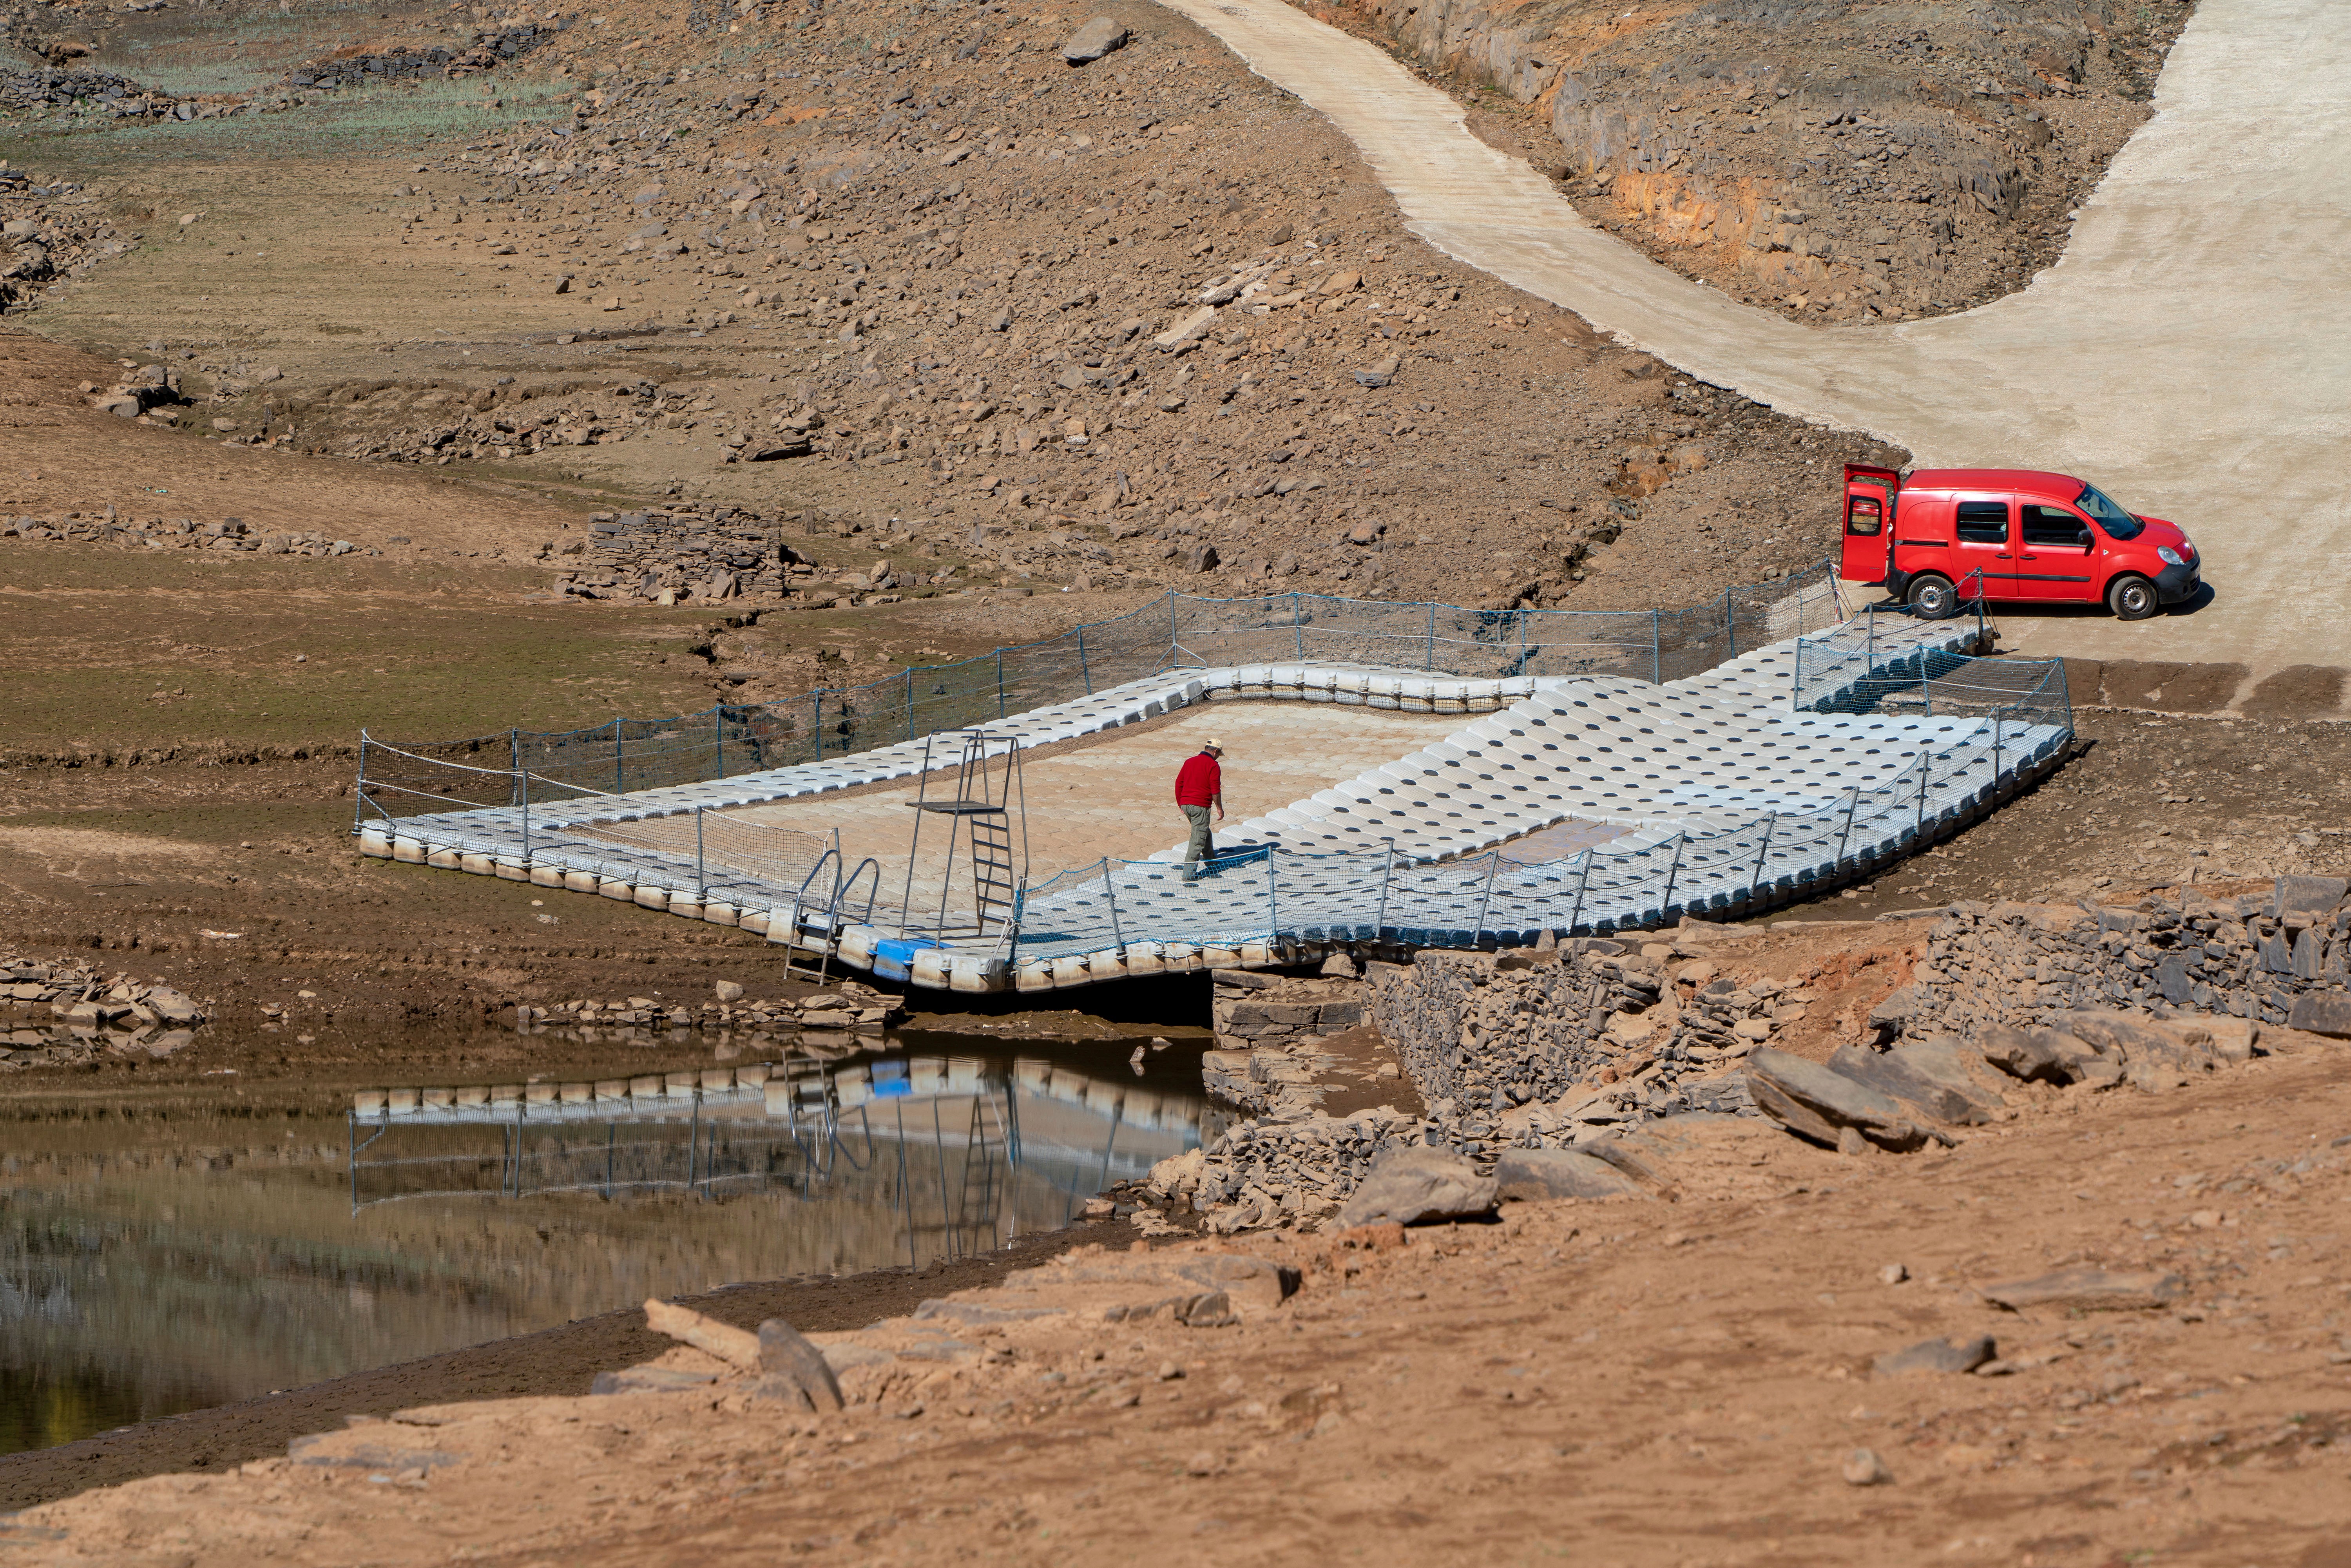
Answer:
[
  {"xmin": 1009, "ymin": 655, "xmax": 2071, "ymax": 962},
  {"xmin": 357, "ymin": 564, "xmax": 1846, "ymax": 824}
]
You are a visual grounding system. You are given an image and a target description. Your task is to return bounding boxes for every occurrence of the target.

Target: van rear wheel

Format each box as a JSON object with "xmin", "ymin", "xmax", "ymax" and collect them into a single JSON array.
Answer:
[
  {"xmin": 2107, "ymin": 575, "xmax": 2159, "ymax": 621},
  {"xmin": 1906, "ymin": 574, "xmax": 1959, "ymax": 621}
]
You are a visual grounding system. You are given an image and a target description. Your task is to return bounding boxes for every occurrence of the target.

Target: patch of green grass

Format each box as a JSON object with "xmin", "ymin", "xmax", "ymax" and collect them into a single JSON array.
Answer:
[
  {"xmin": 0, "ymin": 549, "xmax": 727, "ymax": 753},
  {"xmin": 0, "ymin": 74, "xmax": 573, "ymax": 168},
  {"xmin": 127, "ymin": 60, "xmax": 292, "ymax": 97}
]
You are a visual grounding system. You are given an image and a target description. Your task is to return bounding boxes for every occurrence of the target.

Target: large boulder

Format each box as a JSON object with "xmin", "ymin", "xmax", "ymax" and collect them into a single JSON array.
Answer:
[
  {"xmin": 2272, "ymin": 875, "xmax": 2349, "ymax": 917},
  {"xmin": 1979, "ymin": 1265, "xmax": 2184, "ymax": 1312},
  {"xmin": 2288, "ymin": 992, "xmax": 2351, "ymax": 1039},
  {"xmin": 1059, "ymin": 16, "xmax": 1128, "ymax": 63},
  {"xmin": 1828, "ymin": 1043, "xmax": 1987, "ymax": 1125},
  {"xmin": 1873, "ymin": 1334, "xmax": 1996, "ymax": 1377},
  {"xmin": 1494, "ymin": 1148, "xmax": 1645, "ymax": 1201},
  {"xmin": 1883, "ymin": 1034, "xmax": 2009, "ymax": 1112},
  {"xmin": 1337, "ymin": 1148, "xmax": 1497, "ymax": 1227},
  {"xmin": 1744, "ymin": 1047, "xmax": 1931, "ymax": 1151},
  {"xmin": 1976, "ymin": 1025, "xmax": 2101, "ymax": 1085},
  {"xmin": 2058, "ymin": 1010, "xmax": 2214, "ymax": 1072}
]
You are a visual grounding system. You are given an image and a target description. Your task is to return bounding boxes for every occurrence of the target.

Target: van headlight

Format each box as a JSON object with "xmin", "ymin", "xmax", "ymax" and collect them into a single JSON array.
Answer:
[{"xmin": 2157, "ymin": 545, "xmax": 2186, "ymax": 567}]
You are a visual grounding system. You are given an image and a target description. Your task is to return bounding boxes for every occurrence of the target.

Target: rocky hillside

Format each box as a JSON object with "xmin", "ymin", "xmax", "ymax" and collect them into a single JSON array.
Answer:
[{"xmin": 1329, "ymin": 0, "xmax": 2198, "ymax": 324}]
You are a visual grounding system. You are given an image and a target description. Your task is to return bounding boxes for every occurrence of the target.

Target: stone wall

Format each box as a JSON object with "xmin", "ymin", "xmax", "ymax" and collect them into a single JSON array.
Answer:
[
  {"xmin": 283, "ymin": 22, "xmax": 558, "ymax": 92},
  {"xmin": 1368, "ymin": 942, "xmax": 1768, "ymax": 1151},
  {"xmin": 1210, "ymin": 969, "xmax": 1365, "ymax": 1049},
  {"xmin": 1890, "ymin": 876, "xmax": 2351, "ymax": 1043},
  {"xmin": 0, "ymin": 67, "xmax": 177, "ymax": 121},
  {"xmin": 0, "ymin": 512, "xmax": 371, "ymax": 556}
]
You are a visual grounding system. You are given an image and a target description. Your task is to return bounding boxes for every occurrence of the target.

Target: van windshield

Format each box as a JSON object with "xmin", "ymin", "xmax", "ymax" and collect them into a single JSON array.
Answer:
[{"xmin": 2077, "ymin": 483, "xmax": 2145, "ymax": 540}]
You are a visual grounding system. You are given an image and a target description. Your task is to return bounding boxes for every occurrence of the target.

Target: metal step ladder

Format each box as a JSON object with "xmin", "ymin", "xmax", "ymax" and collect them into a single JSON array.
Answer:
[
  {"xmin": 899, "ymin": 730, "xmax": 1029, "ymax": 938},
  {"xmin": 967, "ymin": 812, "xmax": 1019, "ymax": 933}
]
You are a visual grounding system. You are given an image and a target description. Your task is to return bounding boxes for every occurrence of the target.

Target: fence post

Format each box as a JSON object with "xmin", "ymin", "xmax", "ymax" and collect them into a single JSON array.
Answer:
[
  {"xmin": 713, "ymin": 706, "xmax": 724, "ymax": 780},
  {"xmin": 1076, "ymin": 623, "xmax": 1092, "ymax": 695},
  {"xmin": 509, "ymin": 727, "xmax": 522, "ymax": 806},
  {"xmin": 1375, "ymin": 837, "xmax": 1396, "ymax": 938},
  {"xmin": 694, "ymin": 807, "xmax": 706, "ymax": 902},
  {"xmin": 1723, "ymin": 587, "xmax": 1736, "ymax": 658},
  {"xmin": 812, "ymin": 689, "xmax": 823, "ymax": 760},
  {"xmin": 994, "ymin": 650, "xmax": 1006, "ymax": 719},
  {"xmin": 1473, "ymin": 851, "xmax": 1501, "ymax": 946},
  {"xmin": 1866, "ymin": 603, "xmax": 1876, "ymax": 670},
  {"xmin": 1565, "ymin": 848, "xmax": 1594, "ymax": 936},
  {"xmin": 1101, "ymin": 857, "xmax": 1123, "ymax": 951},
  {"xmin": 1915, "ymin": 752, "xmax": 1931, "ymax": 834},
  {"xmin": 1425, "ymin": 602, "xmax": 1436, "ymax": 671},
  {"xmin": 1746, "ymin": 811, "xmax": 1778, "ymax": 901},
  {"xmin": 612, "ymin": 717, "xmax": 624, "ymax": 796},
  {"xmin": 1293, "ymin": 592, "xmax": 1304, "ymax": 662},
  {"xmin": 1265, "ymin": 847, "xmax": 1279, "ymax": 945},
  {"xmin": 1650, "ymin": 608, "xmax": 1662, "ymax": 684},
  {"xmin": 1835, "ymin": 786, "xmax": 1862, "ymax": 865},
  {"xmin": 1658, "ymin": 831, "xmax": 1688, "ymax": 917},
  {"xmin": 355, "ymin": 735, "xmax": 369, "ymax": 834},
  {"xmin": 519, "ymin": 764, "xmax": 529, "ymax": 861},
  {"xmin": 905, "ymin": 669, "xmax": 916, "ymax": 741}
]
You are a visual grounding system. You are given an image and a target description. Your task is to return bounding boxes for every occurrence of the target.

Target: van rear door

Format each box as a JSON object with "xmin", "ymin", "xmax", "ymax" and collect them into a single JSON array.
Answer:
[{"xmin": 1840, "ymin": 464, "xmax": 1900, "ymax": 584}]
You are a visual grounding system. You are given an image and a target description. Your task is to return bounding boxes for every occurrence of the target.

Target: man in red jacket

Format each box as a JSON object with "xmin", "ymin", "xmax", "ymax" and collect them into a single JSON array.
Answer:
[{"xmin": 1173, "ymin": 739, "xmax": 1224, "ymax": 879}]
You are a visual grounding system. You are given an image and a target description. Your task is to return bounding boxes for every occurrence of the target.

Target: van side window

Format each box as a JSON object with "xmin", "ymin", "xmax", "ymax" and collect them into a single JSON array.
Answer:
[
  {"xmin": 1845, "ymin": 495, "xmax": 1883, "ymax": 536},
  {"xmin": 1954, "ymin": 501, "xmax": 2009, "ymax": 543},
  {"xmin": 2021, "ymin": 505, "xmax": 2092, "ymax": 547}
]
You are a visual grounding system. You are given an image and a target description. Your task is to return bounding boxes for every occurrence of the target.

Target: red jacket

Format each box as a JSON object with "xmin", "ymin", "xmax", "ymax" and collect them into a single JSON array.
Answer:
[{"xmin": 1174, "ymin": 752, "xmax": 1221, "ymax": 806}]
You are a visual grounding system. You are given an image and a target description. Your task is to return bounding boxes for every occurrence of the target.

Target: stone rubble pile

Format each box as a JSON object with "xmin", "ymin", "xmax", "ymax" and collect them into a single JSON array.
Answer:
[
  {"xmin": 281, "ymin": 20, "xmax": 558, "ymax": 93},
  {"xmin": 517, "ymin": 980, "xmax": 902, "ymax": 1033},
  {"xmin": 0, "ymin": 511, "xmax": 369, "ymax": 556},
  {"xmin": 0, "ymin": 169, "xmax": 122, "ymax": 314},
  {"xmin": 1, "ymin": 952, "xmax": 206, "ymax": 1068},
  {"xmin": 313, "ymin": 375, "xmax": 828, "ymax": 473},
  {"xmin": 1145, "ymin": 1108, "xmax": 1429, "ymax": 1233},
  {"xmin": 554, "ymin": 503, "xmax": 801, "ymax": 603}
]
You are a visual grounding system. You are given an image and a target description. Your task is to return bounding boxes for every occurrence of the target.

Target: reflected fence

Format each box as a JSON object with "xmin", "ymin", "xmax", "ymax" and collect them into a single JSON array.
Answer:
[
  {"xmin": 344, "ymin": 1051, "xmax": 1204, "ymax": 1268},
  {"xmin": 355, "ymin": 565, "xmax": 1848, "ymax": 826}
]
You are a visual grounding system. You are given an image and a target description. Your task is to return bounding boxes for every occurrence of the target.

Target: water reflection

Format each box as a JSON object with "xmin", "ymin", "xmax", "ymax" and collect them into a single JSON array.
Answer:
[{"xmin": 0, "ymin": 1037, "xmax": 1203, "ymax": 1456}]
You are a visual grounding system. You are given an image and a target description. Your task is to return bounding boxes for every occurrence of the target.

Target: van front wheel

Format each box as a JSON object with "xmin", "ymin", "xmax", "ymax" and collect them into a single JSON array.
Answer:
[
  {"xmin": 2107, "ymin": 575, "xmax": 2159, "ymax": 621},
  {"xmin": 1906, "ymin": 574, "xmax": 1958, "ymax": 621}
]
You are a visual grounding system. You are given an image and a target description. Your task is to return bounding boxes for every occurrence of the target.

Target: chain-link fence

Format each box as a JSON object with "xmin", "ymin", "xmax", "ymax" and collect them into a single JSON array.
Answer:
[
  {"xmin": 1009, "ymin": 655, "xmax": 2070, "ymax": 962},
  {"xmin": 1791, "ymin": 588, "xmax": 1988, "ymax": 713},
  {"xmin": 359, "ymin": 564, "xmax": 1847, "ymax": 825}
]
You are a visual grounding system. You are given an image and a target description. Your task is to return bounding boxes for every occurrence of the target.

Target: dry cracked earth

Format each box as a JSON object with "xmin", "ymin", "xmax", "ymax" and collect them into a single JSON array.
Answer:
[{"xmin": 9, "ymin": 0, "xmax": 2351, "ymax": 1559}]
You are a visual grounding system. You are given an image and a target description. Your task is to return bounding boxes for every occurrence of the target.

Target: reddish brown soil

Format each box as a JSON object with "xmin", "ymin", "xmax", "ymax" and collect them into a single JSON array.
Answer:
[
  {"xmin": 0, "ymin": 1218, "xmax": 1140, "ymax": 1515},
  {"xmin": 16, "ymin": 1048, "xmax": 2351, "ymax": 1564}
]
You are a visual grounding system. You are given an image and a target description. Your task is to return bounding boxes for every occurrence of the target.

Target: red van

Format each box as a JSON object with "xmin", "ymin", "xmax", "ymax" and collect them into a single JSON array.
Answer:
[{"xmin": 1840, "ymin": 465, "xmax": 2201, "ymax": 621}]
